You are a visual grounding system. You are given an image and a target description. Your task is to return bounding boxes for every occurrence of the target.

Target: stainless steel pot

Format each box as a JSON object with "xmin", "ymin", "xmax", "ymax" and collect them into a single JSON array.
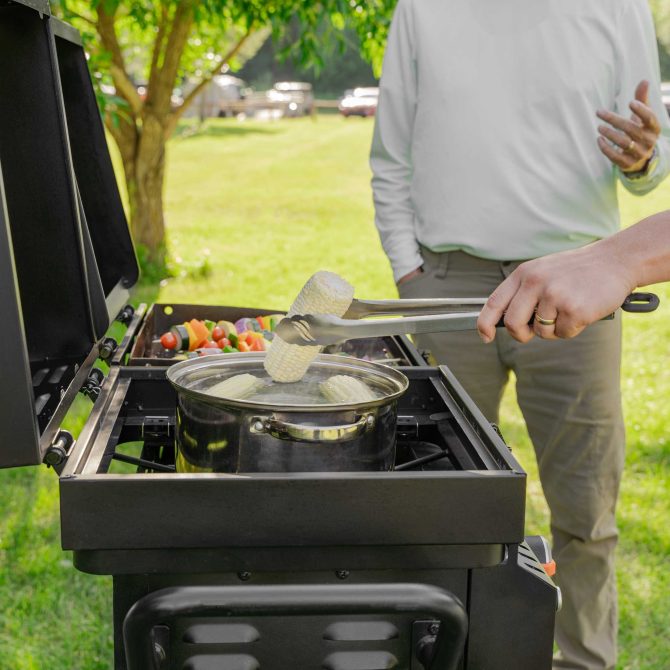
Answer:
[{"xmin": 166, "ymin": 352, "xmax": 409, "ymax": 473}]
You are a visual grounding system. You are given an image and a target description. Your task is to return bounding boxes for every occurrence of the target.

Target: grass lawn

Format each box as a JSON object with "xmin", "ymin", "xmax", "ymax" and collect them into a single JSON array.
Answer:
[{"xmin": 1, "ymin": 115, "xmax": 669, "ymax": 668}]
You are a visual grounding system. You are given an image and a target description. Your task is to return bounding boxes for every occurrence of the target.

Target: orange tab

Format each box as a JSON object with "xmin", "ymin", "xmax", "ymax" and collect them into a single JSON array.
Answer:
[{"xmin": 542, "ymin": 560, "xmax": 557, "ymax": 577}]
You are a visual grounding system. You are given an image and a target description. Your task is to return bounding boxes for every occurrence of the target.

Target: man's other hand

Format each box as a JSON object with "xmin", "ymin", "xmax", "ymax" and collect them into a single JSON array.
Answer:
[{"xmin": 596, "ymin": 80, "xmax": 661, "ymax": 173}]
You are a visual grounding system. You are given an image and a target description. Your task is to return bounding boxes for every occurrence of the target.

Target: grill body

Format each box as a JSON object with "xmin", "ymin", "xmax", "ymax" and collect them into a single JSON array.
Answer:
[{"xmin": 61, "ymin": 359, "xmax": 558, "ymax": 669}]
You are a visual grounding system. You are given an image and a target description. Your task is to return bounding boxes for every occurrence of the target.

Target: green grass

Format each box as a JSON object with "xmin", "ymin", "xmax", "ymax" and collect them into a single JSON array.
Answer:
[{"xmin": 1, "ymin": 115, "xmax": 668, "ymax": 668}]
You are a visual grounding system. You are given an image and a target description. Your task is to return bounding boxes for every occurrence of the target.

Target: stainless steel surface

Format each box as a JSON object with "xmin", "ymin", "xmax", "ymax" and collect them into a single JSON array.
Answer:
[
  {"xmin": 280, "ymin": 292, "xmax": 659, "ymax": 347},
  {"xmin": 250, "ymin": 412, "xmax": 375, "ymax": 443},
  {"xmin": 275, "ymin": 312, "xmax": 483, "ymax": 347},
  {"xmin": 167, "ymin": 352, "xmax": 408, "ymax": 411},
  {"xmin": 72, "ymin": 369, "xmax": 130, "ymax": 477},
  {"xmin": 344, "ymin": 297, "xmax": 487, "ymax": 319},
  {"xmin": 168, "ymin": 353, "xmax": 408, "ymax": 473},
  {"xmin": 38, "ymin": 345, "xmax": 102, "ymax": 462}
]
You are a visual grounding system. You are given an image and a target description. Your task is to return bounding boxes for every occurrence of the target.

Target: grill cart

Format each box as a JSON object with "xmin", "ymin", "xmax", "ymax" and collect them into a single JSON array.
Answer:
[{"xmin": 0, "ymin": 2, "xmax": 559, "ymax": 668}]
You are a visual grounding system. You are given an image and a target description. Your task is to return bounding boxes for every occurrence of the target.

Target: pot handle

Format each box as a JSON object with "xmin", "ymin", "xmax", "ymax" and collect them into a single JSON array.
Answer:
[{"xmin": 251, "ymin": 413, "xmax": 375, "ymax": 443}]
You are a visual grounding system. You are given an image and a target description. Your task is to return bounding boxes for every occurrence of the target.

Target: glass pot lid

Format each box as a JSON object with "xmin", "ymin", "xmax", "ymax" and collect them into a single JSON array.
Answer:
[{"xmin": 166, "ymin": 352, "xmax": 409, "ymax": 411}]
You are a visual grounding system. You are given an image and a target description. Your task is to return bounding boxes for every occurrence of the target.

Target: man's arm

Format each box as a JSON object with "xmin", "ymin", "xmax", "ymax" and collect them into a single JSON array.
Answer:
[
  {"xmin": 597, "ymin": 0, "xmax": 670, "ymax": 194},
  {"xmin": 477, "ymin": 210, "xmax": 670, "ymax": 343},
  {"xmin": 370, "ymin": 0, "xmax": 422, "ymax": 284}
]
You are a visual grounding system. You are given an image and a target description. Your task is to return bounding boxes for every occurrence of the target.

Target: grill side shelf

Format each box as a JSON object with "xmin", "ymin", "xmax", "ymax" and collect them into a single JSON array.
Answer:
[
  {"xmin": 436, "ymin": 365, "xmax": 525, "ymax": 473},
  {"xmin": 60, "ymin": 366, "xmax": 127, "ymax": 477}
]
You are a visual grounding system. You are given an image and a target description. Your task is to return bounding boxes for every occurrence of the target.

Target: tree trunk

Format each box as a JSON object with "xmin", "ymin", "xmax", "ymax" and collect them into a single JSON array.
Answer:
[
  {"xmin": 124, "ymin": 156, "xmax": 166, "ymax": 265},
  {"xmin": 120, "ymin": 115, "xmax": 168, "ymax": 268}
]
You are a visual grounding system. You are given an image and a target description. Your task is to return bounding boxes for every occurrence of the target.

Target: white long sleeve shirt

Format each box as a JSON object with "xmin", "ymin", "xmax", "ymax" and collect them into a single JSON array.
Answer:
[{"xmin": 371, "ymin": 0, "xmax": 670, "ymax": 281}]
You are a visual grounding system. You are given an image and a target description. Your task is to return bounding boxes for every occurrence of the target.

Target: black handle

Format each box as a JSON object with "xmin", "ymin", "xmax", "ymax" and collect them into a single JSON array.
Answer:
[
  {"xmin": 123, "ymin": 583, "xmax": 468, "ymax": 670},
  {"xmin": 621, "ymin": 291, "xmax": 660, "ymax": 313},
  {"xmin": 494, "ymin": 291, "xmax": 660, "ymax": 328}
]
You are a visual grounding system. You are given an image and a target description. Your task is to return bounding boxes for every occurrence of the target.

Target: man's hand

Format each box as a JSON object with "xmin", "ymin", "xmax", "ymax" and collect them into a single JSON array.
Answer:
[
  {"xmin": 596, "ymin": 80, "xmax": 661, "ymax": 173},
  {"xmin": 397, "ymin": 265, "xmax": 424, "ymax": 285},
  {"xmin": 477, "ymin": 243, "xmax": 636, "ymax": 344}
]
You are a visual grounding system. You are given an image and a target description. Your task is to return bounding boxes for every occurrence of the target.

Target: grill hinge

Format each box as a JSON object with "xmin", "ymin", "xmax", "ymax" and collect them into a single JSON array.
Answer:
[
  {"xmin": 116, "ymin": 304, "xmax": 135, "ymax": 325},
  {"xmin": 98, "ymin": 337, "xmax": 119, "ymax": 362},
  {"xmin": 43, "ymin": 429, "xmax": 74, "ymax": 475},
  {"xmin": 80, "ymin": 367, "xmax": 105, "ymax": 401}
]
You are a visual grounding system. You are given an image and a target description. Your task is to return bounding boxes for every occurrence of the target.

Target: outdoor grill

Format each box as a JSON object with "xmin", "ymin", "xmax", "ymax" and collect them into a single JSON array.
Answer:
[{"xmin": 0, "ymin": 2, "xmax": 559, "ymax": 668}]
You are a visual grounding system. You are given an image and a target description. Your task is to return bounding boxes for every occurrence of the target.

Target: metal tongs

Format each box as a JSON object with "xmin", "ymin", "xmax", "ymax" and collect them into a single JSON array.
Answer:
[{"xmin": 275, "ymin": 293, "xmax": 660, "ymax": 347}]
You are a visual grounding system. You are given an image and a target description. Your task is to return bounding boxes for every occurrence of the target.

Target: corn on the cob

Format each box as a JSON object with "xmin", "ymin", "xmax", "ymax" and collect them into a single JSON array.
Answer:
[
  {"xmin": 319, "ymin": 375, "xmax": 377, "ymax": 404},
  {"xmin": 206, "ymin": 373, "xmax": 265, "ymax": 400},
  {"xmin": 264, "ymin": 271, "xmax": 354, "ymax": 382}
]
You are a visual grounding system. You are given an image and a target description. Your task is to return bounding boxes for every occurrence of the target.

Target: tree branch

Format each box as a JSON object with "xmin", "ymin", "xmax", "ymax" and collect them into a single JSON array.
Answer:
[
  {"xmin": 103, "ymin": 111, "xmax": 138, "ymax": 166},
  {"xmin": 64, "ymin": 10, "xmax": 96, "ymax": 27},
  {"xmin": 96, "ymin": 4, "xmax": 143, "ymax": 118},
  {"xmin": 174, "ymin": 30, "xmax": 255, "ymax": 119},
  {"xmin": 149, "ymin": 3, "xmax": 170, "ymax": 85},
  {"xmin": 146, "ymin": 0, "xmax": 196, "ymax": 118}
]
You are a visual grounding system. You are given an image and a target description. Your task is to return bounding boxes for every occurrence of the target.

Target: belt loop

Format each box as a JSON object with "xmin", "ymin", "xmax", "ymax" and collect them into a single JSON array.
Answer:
[
  {"xmin": 435, "ymin": 251, "xmax": 450, "ymax": 279},
  {"xmin": 500, "ymin": 260, "xmax": 514, "ymax": 279}
]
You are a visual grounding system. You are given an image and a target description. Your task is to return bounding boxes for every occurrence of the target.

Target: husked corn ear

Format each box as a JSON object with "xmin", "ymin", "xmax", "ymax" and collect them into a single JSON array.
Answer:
[
  {"xmin": 319, "ymin": 375, "xmax": 377, "ymax": 403},
  {"xmin": 265, "ymin": 271, "xmax": 355, "ymax": 382},
  {"xmin": 206, "ymin": 374, "xmax": 265, "ymax": 400}
]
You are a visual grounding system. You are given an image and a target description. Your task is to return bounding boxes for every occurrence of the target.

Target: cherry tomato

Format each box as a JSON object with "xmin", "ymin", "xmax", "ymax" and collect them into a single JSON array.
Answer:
[
  {"xmin": 211, "ymin": 326, "xmax": 225, "ymax": 342},
  {"xmin": 217, "ymin": 338, "xmax": 231, "ymax": 349},
  {"xmin": 204, "ymin": 340, "xmax": 219, "ymax": 349},
  {"xmin": 250, "ymin": 337, "xmax": 265, "ymax": 352},
  {"xmin": 160, "ymin": 332, "xmax": 178, "ymax": 350}
]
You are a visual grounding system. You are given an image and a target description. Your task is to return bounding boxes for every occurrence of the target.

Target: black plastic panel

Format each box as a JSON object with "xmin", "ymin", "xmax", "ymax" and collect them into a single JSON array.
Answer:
[{"xmin": 54, "ymin": 20, "xmax": 139, "ymax": 302}]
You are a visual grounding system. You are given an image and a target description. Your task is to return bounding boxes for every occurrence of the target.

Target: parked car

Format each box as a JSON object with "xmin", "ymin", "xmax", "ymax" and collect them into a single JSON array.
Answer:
[
  {"xmin": 180, "ymin": 75, "xmax": 249, "ymax": 119},
  {"xmin": 338, "ymin": 87, "xmax": 379, "ymax": 117},
  {"xmin": 266, "ymin": 81, "xmax": 315, "ymax": 116},
  {"xmin": 662, "ymin": 82, "xmax": 670, "ymax": 118}
]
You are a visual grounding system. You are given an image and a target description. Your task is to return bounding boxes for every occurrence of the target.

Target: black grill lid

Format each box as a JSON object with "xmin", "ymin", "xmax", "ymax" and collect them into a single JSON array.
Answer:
[
  {"xmin": 0, "ymin": 2, "xmax": 137, "ymax": 468},
  {"xmin": 53, "ymin": 17, "xmax": 139, "ymax": 320}
]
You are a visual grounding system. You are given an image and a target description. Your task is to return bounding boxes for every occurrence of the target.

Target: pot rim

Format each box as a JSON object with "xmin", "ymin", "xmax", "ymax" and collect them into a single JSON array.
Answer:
[{"xmin": 166, "ymin": 352, "xmax": 409, "ymax": 412}]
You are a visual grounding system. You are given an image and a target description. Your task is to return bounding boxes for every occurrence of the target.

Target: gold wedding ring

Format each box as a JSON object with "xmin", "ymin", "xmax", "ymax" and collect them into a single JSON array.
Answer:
[
  {"xmin": 626, "ymin": 140, "xmax": 636, "ymax": 153},
  {"xmin": 535, "ymin": 315, "xmax": 557, "ymax": 327}
]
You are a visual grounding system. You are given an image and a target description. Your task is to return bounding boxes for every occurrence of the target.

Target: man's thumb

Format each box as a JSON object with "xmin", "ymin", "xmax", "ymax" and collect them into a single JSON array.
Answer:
[{"xmin": 635, "ymin": 80, "xmax": 649, "ymax": 104}]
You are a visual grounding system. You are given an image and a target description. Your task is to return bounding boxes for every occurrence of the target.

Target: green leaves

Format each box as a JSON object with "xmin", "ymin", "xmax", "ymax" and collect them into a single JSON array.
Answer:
[
  {"xmin": 49, "ymin": 0, "xmax": 398, "ymax": 251},
  {"xmin": 54, "ymin": 0, "xmax": 397, "ymax": 82}
]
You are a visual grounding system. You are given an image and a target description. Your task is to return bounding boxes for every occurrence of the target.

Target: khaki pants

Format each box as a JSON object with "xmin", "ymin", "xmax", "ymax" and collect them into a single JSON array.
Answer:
[{"xmin": 399, "ymin": 249, "xmax": 625, "ymax": 670}]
